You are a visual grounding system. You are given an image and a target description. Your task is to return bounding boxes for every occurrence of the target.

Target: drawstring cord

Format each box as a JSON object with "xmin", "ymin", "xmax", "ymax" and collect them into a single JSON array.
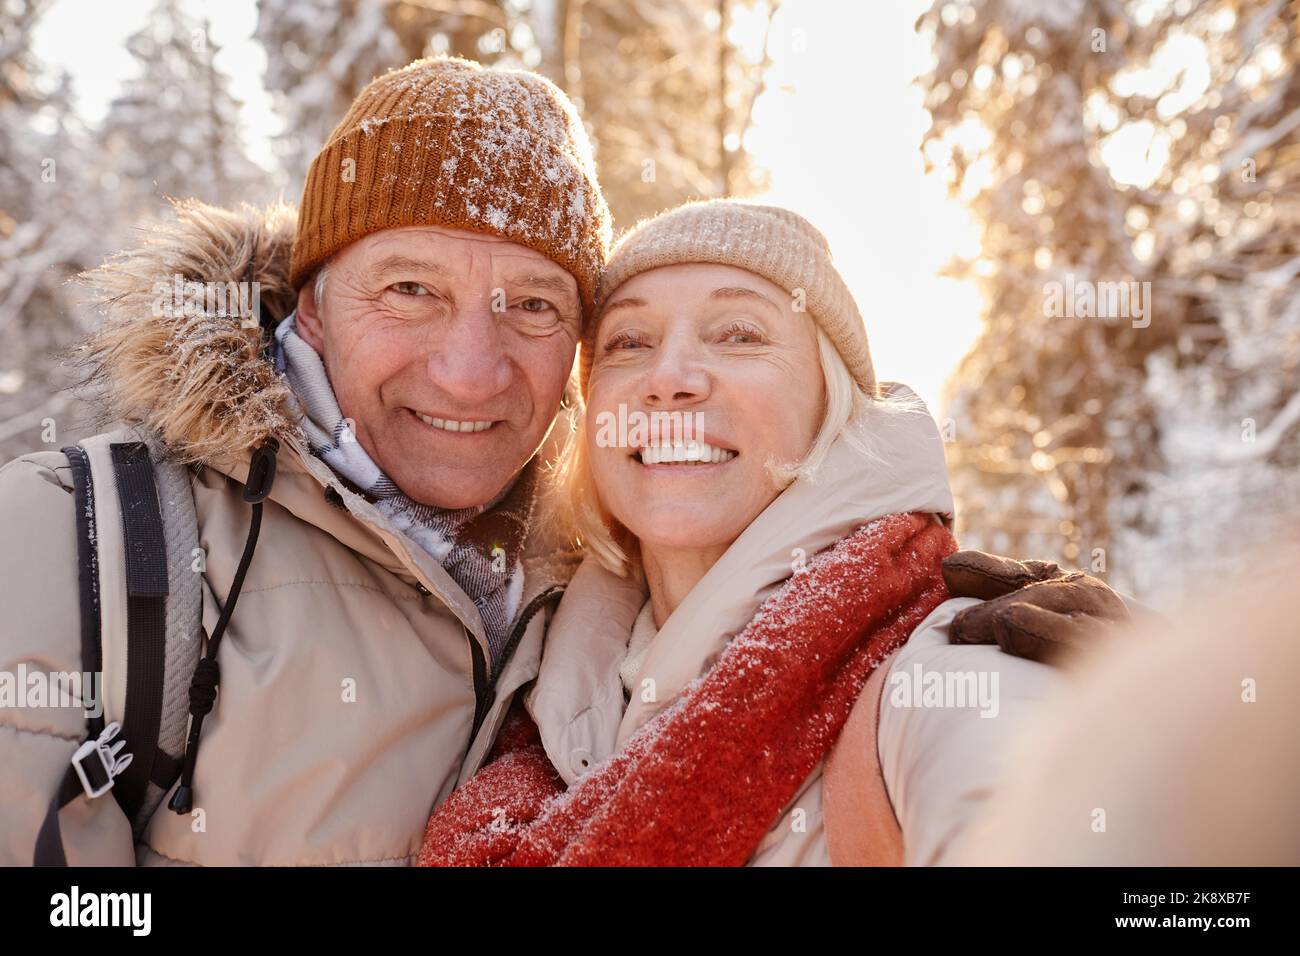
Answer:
[{"xmin": 169, "ymin": 438, "xmax": 279, "ymax": 814}]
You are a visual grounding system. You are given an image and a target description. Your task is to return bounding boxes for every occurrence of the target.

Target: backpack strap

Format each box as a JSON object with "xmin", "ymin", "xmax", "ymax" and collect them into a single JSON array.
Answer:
[
  {"xmin": 106, "ymin": 442, "xmax": 169, "ymax": 819},
  {"xmin": 89, "ymin": 434, "xmax": 203, "ymax": 836},
  {"xmin": 33, "ymin": 445, "xmax": 119, "ymax": 866},
  {"xmin": 33, "ymin": 431, "xmax": 203, "ymax": 865},
  {"xmin": 65, "ymin": 444, "xmax": 104, "ymax": 738},
  {"xmin": 132, "ymin": 436, "xmax": 203, "ymax": 830}
]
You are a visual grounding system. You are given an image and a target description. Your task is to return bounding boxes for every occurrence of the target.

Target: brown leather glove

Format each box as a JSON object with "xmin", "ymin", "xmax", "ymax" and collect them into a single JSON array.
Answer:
[{"xmin": 941, "ymin": 550, "xmax": 1131, "ymax": 664}]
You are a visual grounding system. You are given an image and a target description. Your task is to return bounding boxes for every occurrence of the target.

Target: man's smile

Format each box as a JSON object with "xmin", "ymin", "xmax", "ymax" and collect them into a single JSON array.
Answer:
[{"xmin": 407, "ymin": 408, "xmax": 502, "ymax": 434}]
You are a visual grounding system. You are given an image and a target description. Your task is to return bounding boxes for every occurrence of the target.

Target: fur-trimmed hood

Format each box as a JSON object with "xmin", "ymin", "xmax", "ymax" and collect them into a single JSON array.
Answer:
[{"xmin": 77, "ymin": 200, "xmax": 305, "ymax": 467}]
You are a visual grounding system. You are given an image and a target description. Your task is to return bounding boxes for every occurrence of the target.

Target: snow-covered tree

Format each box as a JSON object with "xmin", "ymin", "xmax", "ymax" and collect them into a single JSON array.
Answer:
[
  {"xmin": 101, "ymin": 0, "xmax": 266, "ymax": 215},
  {"xmin": 256, "ymin": 0, "xmax": 419, "ymax": 192},
  {"xmin": 919, "ymin": 0, "xmax": 1299, "ymax": 604},
  {"xmin": 543, "ymin": 0, "xmax": 777, "ymax": 226},
  {"xmin": 2, "ymin": 0, "xmax": 272, "ymax": 462},
  {"xmin": 0, "ymin": 0, "xmax": 116, "ymax": 460}
]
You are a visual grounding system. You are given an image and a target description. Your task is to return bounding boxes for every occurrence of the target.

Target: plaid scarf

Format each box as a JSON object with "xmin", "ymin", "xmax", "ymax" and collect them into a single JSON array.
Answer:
[{"xmin": 272, "ymin": 313, "xmax": 536, "ymax": 671}]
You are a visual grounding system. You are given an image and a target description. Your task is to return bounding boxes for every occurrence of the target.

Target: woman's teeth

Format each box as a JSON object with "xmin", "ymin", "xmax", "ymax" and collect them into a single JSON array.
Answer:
[
  {"xmin": 637, "ymin": 442, "xmax": 737, "ymax": 465},
  {"xmin": 416, "ymin": 413, "xmax": 493, "ymax": 433}
]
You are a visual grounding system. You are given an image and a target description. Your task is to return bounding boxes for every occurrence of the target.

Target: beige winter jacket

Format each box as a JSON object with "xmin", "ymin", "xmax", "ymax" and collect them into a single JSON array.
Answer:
[
  {"xmin": 0, "ymin": 203, "xmax": 577, "ymax": 866},
  {"xmin": 526, "ymin": 392, "xmax": 1063, "ymax": 865}
]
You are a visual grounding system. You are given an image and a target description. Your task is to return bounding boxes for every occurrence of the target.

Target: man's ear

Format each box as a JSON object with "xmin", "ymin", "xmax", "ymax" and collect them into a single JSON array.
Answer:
[{"xmin": 296, "ymin": 278, "xmax": 326, "ymax": 353}]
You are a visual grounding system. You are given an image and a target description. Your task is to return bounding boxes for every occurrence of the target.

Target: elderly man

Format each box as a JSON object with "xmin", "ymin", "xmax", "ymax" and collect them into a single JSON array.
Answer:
[
  {"xmin": 0, "ymin": 56, "xmax": 607, "ymax": 866},
  {"xmin": 0, "ymin": 56, "xmax": 1123, "ymax": 867}
]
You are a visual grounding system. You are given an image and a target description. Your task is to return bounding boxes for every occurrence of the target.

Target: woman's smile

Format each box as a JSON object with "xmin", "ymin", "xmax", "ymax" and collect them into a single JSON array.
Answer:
[{"xmin": 631, "ymin": 438, "xmax": 739, "ymax": 467}]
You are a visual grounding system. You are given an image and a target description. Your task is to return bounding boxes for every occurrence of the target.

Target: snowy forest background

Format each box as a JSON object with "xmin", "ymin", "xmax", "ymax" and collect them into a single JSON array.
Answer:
[{"xmin": 2, "ymin": 0, "xmax": 1297, "ymax": 608}]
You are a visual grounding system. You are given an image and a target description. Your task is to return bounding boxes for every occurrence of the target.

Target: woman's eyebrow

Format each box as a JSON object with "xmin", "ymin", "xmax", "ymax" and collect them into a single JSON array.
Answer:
[
  {"xmin": 709, "ymin": 286, "xmax": 781, "ymax": 312},
  {"xmin": 600, "ymin": 295, "xmax": 648, "ymax": 315}
]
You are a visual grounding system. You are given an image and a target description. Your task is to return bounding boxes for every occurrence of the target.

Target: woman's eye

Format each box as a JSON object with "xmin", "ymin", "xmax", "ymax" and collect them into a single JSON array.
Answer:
[
  {"xmin": 604, "ymin": 332, "xmax": 647, "ymax": 351},
  {"xmin": 519, "ymin": 297, "xmax": 554, "ymax": 313},
  {"xmin": 721, "ymin": 324, "xmax": 763, "ymax": 344},
  {"xmin": 391, "ymin": 281, "xmax": 429, "ymax": 296}
]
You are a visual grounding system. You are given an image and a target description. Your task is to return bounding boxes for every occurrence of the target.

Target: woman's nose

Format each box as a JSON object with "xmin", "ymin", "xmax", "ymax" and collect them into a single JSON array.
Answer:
[{"xmin": 643, "ymin": 339, "xmax": 710, "ymax": 406}]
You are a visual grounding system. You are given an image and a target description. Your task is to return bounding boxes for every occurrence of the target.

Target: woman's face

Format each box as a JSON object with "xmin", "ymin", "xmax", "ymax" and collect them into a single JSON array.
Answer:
[{"xmin": 586, "ymin": 263, "xmax": 825, "ymax": 555}]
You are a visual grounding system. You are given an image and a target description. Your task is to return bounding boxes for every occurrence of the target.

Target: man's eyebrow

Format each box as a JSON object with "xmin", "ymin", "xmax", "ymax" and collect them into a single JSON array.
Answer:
[
  {"xmin": 709, "ymin": 286, "xmax": 781, "ymax": 311},
  {"xmin": 370, "ymin": 254, "xmax": 449, "ymax": 277},
  {"xmin": 506, "ymin": 272, "xmax": 579, "ymax": 301}
]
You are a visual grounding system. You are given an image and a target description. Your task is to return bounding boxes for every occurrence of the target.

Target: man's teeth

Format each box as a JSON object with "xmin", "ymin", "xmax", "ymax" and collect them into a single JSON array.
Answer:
[
  {"xmin": 416, "ymin": 413, "xmax": 493, "ymax": 433},
  {"xmin": 637, "ymin": 442, "xmax": 737, "ymax": 465}
]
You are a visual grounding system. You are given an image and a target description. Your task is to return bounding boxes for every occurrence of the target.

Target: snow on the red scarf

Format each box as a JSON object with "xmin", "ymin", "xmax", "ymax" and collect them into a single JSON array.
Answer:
[{"xmin": 418, "ymin": 512, "xmax": 956, "ymax": 867}]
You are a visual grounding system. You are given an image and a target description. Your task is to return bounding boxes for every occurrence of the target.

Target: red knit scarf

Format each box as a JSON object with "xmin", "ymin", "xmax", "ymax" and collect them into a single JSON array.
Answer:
[{"xmin": 418, "ymin": 512, "xmax": 956, "ymax": 866}]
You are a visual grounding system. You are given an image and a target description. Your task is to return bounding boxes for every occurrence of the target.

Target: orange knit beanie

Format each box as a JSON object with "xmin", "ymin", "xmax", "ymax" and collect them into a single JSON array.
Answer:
[{"xmin": 290, "ymin": 56, "xmax": 612, "ymax": 315}]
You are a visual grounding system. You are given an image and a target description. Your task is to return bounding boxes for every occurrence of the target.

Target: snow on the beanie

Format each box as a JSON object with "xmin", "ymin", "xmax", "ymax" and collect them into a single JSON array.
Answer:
[{"xmin": 355, "ymin": 58, "xmax": 608, "ymax": 267}]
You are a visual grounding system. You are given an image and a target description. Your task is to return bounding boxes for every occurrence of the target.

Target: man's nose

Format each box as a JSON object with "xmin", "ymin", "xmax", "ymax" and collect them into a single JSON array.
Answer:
[
  {"xmin": 424, "ymin": 300, "xmax": 512, "ymax": 403},
  {"xmin": 642, "ymin": 336, "xmax": 711, "ymax": 407}
]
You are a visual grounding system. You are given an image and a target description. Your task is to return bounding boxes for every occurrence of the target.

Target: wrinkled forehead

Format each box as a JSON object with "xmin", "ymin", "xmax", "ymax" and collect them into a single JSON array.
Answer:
[{"xmin": 348, "ymin": 224, "xmax": 579, "ymax": 288}]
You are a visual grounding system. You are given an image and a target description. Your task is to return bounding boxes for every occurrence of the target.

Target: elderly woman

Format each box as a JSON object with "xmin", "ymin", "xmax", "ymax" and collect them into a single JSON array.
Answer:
[{"xmin": 419, "ymin": 200, "xmax": 1113, "ymax": 866}]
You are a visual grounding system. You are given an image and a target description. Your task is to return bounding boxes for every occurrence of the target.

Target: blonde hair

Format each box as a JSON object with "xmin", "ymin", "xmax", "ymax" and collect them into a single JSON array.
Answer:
[{"xmin": 559, "ymin": 326, "xmax": 906, "ymax": 577}]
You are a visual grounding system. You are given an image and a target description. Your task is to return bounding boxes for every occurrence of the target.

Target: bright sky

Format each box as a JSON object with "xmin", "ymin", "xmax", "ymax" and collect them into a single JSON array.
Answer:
[
  {"xmin": 32, "ymin": 0, "xmax": 983, "ymax": 413},
  {"xmin": 745, "ymin": 0, "xmax": 982, "ymax": 414}
]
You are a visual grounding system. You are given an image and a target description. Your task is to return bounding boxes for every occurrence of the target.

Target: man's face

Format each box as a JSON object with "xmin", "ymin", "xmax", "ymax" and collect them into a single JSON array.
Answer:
[{"xmin": 295, "ymin": 225, "xmax": 580, "ymax": 509}]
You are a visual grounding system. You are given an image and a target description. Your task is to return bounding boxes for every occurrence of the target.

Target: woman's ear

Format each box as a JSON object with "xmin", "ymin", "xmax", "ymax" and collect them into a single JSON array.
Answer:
[{"xmin": 296, "ymin": 279, "xmax": 326, "ymax": 353}]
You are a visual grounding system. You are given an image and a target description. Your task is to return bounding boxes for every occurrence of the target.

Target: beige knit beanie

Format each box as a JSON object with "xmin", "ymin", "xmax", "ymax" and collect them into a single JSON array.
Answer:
[
  {"xmin": 291, "ymin": 56, "xmax": 611, "ymax": 315},
  {"xmin": 582, "ymin": 199, "xmax": 875, "ymax": 396}
]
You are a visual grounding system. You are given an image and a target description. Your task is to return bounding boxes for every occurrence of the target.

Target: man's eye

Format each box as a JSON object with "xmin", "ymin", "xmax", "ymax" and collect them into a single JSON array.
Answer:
[
  {"xmin": 519, "ymin": 297, "xmax": 554, "ymax": 313},
  {"xmin": 391, "ymin": 281, "xmax": 429, "ymax": 296}
]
